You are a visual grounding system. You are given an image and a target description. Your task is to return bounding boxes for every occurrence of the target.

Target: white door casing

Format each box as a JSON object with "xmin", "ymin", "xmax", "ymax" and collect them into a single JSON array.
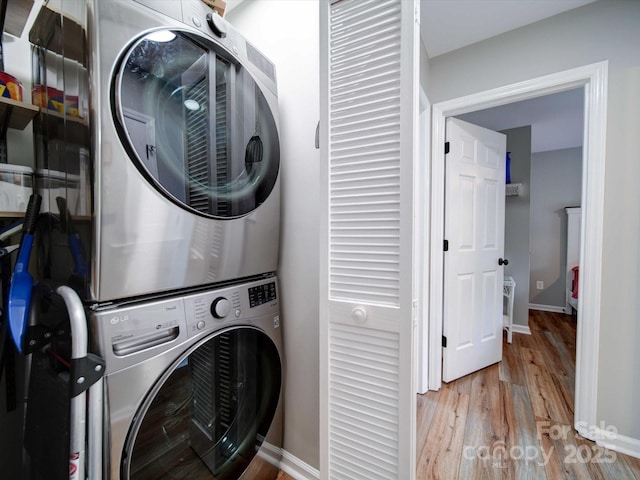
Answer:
[
  {"xmin": 320, "ymin": 0, "xmax": 419, "ymax": 478},
  {"xmin": 428, "ymin": 62, "xmax": 608, "ymax": 442},
  {"xmin": 442, "ymin": 118, "xmax": 506, "ymax": 383}
]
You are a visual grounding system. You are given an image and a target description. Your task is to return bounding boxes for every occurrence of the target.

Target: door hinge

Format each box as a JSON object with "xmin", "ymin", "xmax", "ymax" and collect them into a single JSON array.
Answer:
[
  {"xmin": 443, "ymin": 239, "xmax": 449, "ymax": 252},
  {"xmin": 442, "ymin": 335, "xmax": 447, "ymax": 348},
  {"xmin": 445, "ymin": 141, "xmax": 450, "ymax": 155}
]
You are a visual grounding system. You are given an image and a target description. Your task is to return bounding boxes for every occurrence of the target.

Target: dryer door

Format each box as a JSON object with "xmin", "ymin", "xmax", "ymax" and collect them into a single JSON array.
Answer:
[
  {"xmin": 114, "ymin": 30, "xmax": 279, "ymax": 218},
  {"xmin": 122, "ymin": 327, "xmax": 282, "ymax": 479}
]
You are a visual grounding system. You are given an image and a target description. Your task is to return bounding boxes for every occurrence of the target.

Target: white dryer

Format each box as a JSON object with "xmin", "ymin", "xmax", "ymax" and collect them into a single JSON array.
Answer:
[{"xmin": 88, "ymin": 0, "xmax": 280, "ymax": 301}]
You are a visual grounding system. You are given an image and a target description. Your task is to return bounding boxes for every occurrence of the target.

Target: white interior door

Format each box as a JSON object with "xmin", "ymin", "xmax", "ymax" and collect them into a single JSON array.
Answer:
[
  {"xmin": 320, "ymin": 0, "xmax": 419, "ymax": 478},
  {"xmin": 442, "ymin": 118, "xmax": 506, "ymax": 383}
]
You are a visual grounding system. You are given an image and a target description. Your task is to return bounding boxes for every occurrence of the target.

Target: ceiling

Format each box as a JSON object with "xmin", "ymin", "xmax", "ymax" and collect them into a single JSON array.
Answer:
[
  {"xmin": 227, "ymin": 1, "xmax": 596, "ymax": 58},
  {"xmin": 420, "ymin": 0, "xmax": 597, "ymax": 58}
]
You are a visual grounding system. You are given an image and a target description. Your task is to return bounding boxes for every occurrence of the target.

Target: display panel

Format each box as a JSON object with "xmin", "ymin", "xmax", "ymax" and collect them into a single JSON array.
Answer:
[{"xmin": 248, "ymin": 282, "xmax": 277, "ymax": 308}]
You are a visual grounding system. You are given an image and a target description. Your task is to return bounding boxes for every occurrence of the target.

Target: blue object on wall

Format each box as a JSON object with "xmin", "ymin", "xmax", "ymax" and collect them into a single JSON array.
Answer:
[{"xmin": 506, "ymin": 151, "xmax": 512, "ymax": 184}]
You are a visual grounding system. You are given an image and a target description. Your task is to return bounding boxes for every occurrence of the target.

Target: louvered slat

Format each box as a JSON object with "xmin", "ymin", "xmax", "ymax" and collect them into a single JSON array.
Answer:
[
  {"xmin": 215, "ymin": 75, "xmax": 230, "ymax": 216},
  {"xmin": 329, "ymin": 323, "xmax": 400, "ymax": 479},
  {"xmin": 328, "ymin": 0, "xmax": 402, "ymax": 307},
  {"xmin": 186, "ymin": 76, "xmax": 212, "ymax": 213},
  {"xmin": 191, "ymin": 341, "xmax": 216, "ymax": 436}
]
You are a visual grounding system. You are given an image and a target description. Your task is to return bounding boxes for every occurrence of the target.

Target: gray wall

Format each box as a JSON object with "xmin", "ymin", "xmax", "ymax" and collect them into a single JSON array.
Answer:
[
  {"xmin": 529, "ymin": 148, "xmax": 583, "ymax": 308},
  {"xmin": 427, "ymin": 0, "xmax": 640, "ymax": 442},
  {"xmin": 502, "ymin": 126, "xmax": 532, "ymax": 327},
  {"xmin": 227, "ymin": 1, "xmax": 320, "ymax": 470}
]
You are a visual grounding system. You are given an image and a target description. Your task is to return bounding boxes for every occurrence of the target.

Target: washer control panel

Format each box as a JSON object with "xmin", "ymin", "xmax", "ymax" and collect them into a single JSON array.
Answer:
[
  {"xmin": 90, "ymin": 277, "xmax": 279, "ymax": 373},
  {"xmin": 183, "ymin": 277, "xmax": 279, "ymax": 338}
]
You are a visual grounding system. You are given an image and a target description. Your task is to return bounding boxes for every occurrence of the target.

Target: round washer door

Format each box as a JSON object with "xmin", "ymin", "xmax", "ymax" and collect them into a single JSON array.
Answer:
[
  {"xmin": 121, "ymin": 327, "xmax": 282, "ymax": 479},
  {"xmin": 113, "ymin": 29, "xmax": 280, "ymax": 218}
]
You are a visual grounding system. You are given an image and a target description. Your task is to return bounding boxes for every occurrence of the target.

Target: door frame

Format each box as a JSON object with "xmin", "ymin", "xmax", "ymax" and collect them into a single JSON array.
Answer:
[{"xmin": 427, "ymin": 61, "xmax": 608, "ymax": 440}]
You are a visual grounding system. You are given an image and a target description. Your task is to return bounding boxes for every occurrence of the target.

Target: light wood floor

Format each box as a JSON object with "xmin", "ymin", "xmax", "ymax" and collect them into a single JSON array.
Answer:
[
  {"xmin": 279, "ymin": 310, "xmax": 640, "ymax": 479},
  {"xmin": 417, "ymin": 309, "xmax": 640, "ymax": 479}
]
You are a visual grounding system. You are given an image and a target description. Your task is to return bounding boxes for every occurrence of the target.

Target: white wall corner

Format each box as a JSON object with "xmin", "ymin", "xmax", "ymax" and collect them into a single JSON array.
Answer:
[{"xmin": 279, "ymin": 449, "xmax": 320, "ymax": 480}]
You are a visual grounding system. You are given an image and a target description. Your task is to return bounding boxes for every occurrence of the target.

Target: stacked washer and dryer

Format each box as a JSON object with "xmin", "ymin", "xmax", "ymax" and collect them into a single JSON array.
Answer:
[{"xmin": 28, "ymin": 1, "xmax": 283, "ymax": 479}]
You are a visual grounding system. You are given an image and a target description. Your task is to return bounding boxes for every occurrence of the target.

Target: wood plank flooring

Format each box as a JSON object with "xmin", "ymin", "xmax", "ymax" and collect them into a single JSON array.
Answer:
[
  {"xmin": 417, "ymin": 309, "xmax": 640, "ymax": 479},
  {"xmin": 276, "ymin": 471, "xmax": 295, "ymax": 480}
]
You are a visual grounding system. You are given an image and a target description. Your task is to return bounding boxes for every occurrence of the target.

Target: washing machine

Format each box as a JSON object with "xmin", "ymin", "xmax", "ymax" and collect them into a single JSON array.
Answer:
[
  {"xmin": 90, "ymin": 275, "xmax": 283, "ymax": 479},
  {"xmin": 86, "ymin": 0, "xmax": 280, "ymax": 301}
]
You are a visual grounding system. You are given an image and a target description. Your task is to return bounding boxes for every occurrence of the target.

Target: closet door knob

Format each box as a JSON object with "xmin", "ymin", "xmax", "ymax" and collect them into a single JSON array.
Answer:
[
  {"xmin": 351, "ymin": 307, "xmax": 367, "ymax": 324},
  {"xmin": 498, "ymin": 258, "xmax": 509, "ymax": 266}
]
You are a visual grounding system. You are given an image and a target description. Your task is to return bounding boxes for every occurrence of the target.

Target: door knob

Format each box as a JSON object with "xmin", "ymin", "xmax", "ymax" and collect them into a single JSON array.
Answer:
[
  {"xmin": 352, "ymin": 307, "xmax": 367, "ymax": 324},
  {"xmin": 498, "ymin": 258, "xmax": 509, "ymax": 266}
]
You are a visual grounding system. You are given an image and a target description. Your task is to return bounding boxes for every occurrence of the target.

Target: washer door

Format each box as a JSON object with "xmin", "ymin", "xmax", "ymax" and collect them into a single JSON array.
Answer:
[
  {"xmin": 122, "ymin": 327, "xmax": 281, "ymax": 479},
  {"xmin": 114, "ymin": 29, "xmax": 279, "ymax": 218}
]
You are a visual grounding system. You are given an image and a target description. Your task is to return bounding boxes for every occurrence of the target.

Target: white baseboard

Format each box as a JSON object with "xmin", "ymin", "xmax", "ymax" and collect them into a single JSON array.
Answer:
[
  {"xmin": 580, "ymin": 425, "xmax": 640, "ymax": 460},
  {"xmin": 279, "ymin": 449, "xmax": 320, "ymax": 480},
  {"xmin": 511, "ymin": 324, "xmax": 531, "ymax": 335},
  {"xmin": 529, "ymin": 303, "xmax": 566, "ymax": 314},
  {"xmin": 597, "ymin": 433, "xmax": 640, "ymax": 459},
  {"xmin": 258, "ymin": 441, "xmax": 283, "ymax": 468}
]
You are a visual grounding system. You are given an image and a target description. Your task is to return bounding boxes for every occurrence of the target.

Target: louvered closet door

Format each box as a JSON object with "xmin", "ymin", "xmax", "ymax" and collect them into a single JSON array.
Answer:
[{"xmin": 319, "ymin": 1, "xmax": 419, "ymax": 479}]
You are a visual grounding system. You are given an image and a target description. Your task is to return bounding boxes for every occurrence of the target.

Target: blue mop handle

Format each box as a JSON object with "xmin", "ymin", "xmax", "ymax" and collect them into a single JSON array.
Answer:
[{"xmin": 8, "ymin": 194, "xmax": 41, "ymax": 352}]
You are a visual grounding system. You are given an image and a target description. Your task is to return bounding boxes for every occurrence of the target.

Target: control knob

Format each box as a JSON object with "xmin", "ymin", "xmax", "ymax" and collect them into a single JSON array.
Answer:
[
  {"xmin": 211, "ymin": 297, "xmax": 231, "ymax": 319},
  {"xmin": 206, "ymin": 13, "xmax": 227, "ymax": 38}
]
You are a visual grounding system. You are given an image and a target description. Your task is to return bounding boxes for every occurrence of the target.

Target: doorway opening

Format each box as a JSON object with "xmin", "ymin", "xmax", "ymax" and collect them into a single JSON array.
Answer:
[
  {"xmin": 424, "ymin": 61, "xmax": 608, "ymax": 440},
  {"xmin": 456, "ymin": 87, "xmax": 585, "ymax": 316},
  {"xmin": 452, "ymin": 87, "xmax": 584, "ymax": 356}
]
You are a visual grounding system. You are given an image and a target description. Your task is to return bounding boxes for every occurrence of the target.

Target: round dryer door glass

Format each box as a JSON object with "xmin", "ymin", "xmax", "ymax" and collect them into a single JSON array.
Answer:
[
  {"xmin": 115, "ymin": 30, "xmax": 279, "ymax": 218},
  {"xmin": 123, "ymin": 328, "xmax": 282, "ymax": 479}
]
